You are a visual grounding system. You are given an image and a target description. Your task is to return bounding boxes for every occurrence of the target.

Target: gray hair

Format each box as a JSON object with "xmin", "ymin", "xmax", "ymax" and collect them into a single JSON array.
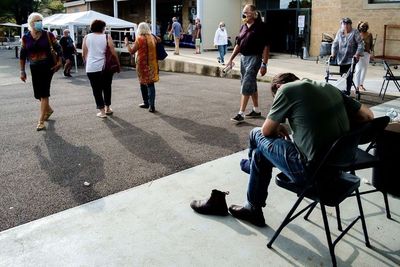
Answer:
[
  {"xmin": 136, "ymin": 22, "xmax": 151, "ymax": 36},
  {"xmin": 28, "ymin": 12, "xmax": 44, "ymax": 31}
]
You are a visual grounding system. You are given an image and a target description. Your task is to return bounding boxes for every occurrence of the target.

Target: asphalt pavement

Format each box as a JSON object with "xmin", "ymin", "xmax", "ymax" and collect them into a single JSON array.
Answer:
[{"xmin": 0, "ymin": 49, "xmax": 271, "ymax": 231}]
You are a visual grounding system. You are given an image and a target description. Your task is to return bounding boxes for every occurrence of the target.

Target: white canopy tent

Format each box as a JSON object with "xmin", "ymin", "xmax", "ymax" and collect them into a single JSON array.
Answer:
[
  {"xmin": 21, "ymin": 10, "xmax": 137, "ymax": 43},
  {"xmin": 0, "ymin": 23, "xmax": 21, "ymax": 40}
]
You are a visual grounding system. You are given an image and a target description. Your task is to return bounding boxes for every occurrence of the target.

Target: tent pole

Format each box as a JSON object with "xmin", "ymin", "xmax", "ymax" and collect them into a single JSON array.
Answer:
[
  {"xmin": 151, "ymin": 0, "xmax": 156, "ymax": 35},
  {"xmin": 114, "ymin": 0, "xmax": 118, "ymax": 18}
]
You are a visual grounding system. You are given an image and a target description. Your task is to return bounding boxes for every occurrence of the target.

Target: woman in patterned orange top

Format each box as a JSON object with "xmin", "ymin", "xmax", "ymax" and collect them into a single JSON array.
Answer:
[{"xmin": 125, "ymin": 22, "xmax": 160, "ymax": 113}]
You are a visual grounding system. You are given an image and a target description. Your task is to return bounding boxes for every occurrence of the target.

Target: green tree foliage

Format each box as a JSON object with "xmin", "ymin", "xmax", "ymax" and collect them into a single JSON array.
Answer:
[{"xmin": 0, "ymin": 0, "xmax": 64, "ymax": 24}]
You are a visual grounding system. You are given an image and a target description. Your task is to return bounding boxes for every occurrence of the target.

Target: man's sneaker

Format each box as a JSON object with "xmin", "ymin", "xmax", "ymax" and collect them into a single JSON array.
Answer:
[
  {"xmin": 231, "ymin": 113, "xmax": 244, "ymax": 123},
  {"xmin": 245, "ymin": 110, "xmax": 261, "ymax": 118}
]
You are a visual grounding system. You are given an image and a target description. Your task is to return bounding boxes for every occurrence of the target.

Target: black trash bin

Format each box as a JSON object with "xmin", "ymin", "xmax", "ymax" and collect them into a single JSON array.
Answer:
[
  {"xmin": 372, "ymin": 123, "xmax": 400, "ymax": 198},
  {"xmin": 319, "ymin": 42, "xmax": 332, "ymax": 57}
]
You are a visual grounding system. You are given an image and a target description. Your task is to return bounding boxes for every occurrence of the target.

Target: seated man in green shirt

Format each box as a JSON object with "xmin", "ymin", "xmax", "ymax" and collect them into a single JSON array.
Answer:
[{"xmin": 229, "ymin": 73, "xmax": 374, "ymax": 227}]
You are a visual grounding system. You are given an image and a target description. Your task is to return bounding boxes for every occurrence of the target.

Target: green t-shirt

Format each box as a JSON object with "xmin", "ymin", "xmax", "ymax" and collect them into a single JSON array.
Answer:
[{"xmin": 267, "ymin": 79, "xmax": 361, "ymax": 162}]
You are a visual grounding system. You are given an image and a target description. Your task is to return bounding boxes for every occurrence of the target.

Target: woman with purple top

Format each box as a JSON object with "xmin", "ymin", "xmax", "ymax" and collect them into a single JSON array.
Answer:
[{"xmin": 20, "ymin": 12, "xmax": 62, "ymax": 131}]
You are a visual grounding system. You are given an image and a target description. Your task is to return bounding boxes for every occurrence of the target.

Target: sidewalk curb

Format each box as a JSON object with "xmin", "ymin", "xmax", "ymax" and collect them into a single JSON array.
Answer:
[{"xmin": 158, "ymin": 58, "xmax": 272, "ymax": 82}]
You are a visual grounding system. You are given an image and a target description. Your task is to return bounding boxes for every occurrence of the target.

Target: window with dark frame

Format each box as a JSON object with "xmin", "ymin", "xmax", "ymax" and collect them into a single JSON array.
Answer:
[{"xmin": 368, "ymin": 0, "xmax": 400, "ymax": 3}]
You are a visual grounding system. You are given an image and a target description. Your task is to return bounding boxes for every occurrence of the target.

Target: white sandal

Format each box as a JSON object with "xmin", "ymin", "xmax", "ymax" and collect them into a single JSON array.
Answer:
[{"xmin": 96, "ymin": 112, "xmax": 107, "ymax": 118}]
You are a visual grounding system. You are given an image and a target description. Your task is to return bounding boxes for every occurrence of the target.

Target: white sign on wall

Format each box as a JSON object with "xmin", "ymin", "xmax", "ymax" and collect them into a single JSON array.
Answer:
[{"xmin": 298, "ymin": 15, "xmax": 305, "ymax": 28}]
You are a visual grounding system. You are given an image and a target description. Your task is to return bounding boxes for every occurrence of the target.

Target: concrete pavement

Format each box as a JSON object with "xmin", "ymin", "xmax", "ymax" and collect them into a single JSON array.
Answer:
[{"xmin": 1, "ymin": 115, "xmax": 399, "ymax": 266}]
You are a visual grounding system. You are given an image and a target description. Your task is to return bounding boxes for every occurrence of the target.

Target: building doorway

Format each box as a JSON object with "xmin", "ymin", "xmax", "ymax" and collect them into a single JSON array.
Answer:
[
  {"xmin": 157, "ymin": 0, "xmax": 184, "ymax": 37},
  {"xmin": 265, "ymin": 9, "xmax": 297, "ymax": 53},
  {"xmin": 257, "ymin": 0, "xmax": 311, "ymax": 56}
]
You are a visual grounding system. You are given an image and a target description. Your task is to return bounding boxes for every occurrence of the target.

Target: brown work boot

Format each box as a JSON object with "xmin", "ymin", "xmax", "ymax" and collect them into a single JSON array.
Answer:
[{"xmin": 190, "ymin": 189, "xmax": 229, "ymax": 216}]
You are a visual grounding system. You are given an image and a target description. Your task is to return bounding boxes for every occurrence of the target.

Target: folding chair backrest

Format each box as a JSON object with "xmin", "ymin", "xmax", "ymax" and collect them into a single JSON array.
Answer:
[
  {"xmin": 309, "ymin": 126, "xmax": 364, "ymax": 181},
  {"xmin": 383, "ymin": 60, "xmax": 394, "ymax": 77},
  {"xmin": 317, "ymin": 117, "xmax": 390, "ymax": 174}
]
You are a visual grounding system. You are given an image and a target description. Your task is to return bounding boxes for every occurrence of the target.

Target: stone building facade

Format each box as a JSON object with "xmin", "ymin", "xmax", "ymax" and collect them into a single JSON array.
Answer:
[
  {"xmin": 311, "ymin": 0, "xmax": 400, "ymax": 59},
  {"xmin": 64, "ymin": 0, "xmax": 400, "ymax": 57}
]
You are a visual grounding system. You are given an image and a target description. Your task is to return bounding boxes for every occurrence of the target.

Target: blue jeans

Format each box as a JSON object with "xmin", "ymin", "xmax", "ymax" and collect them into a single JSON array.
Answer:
[
  {"xmin": 140, "ymin": 83, "xmax": 156, "ymax": 107},
  {"xmin": 217, "ymin": 45, "xmax": 227, "ymax": 63},
  {"xmin": 247, "ymin": 128, "xmax": 307, "ymax": 208}
]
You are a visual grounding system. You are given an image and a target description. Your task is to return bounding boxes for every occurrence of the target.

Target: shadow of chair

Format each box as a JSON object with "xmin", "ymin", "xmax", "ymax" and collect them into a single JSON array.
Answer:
[
  {"xmin": 379, "ymin": 60, "xmax": 400, "ymax": 100},
  {"xmin": 267, "ymin": 123, "xmax": 372, "ymax": 267}
]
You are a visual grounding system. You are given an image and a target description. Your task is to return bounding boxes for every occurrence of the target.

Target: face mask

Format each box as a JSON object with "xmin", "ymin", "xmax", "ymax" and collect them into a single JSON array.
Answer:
[
  {"xmin": 220, "ymin": 27, "xmax": 225, "ymax": 31},
  {"xmin": 34, "ymin": 21, "xmax": 43, "ymax": 31},
  {"xmin": 242, "ymin": 14, "xmax": 248, "ymax": 23}
]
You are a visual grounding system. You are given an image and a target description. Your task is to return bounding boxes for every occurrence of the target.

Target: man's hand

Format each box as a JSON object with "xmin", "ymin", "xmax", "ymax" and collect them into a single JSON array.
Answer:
[
  {"xmin": 51, "ymin": 61, "xmax": 62, "ymax": 73},
  {"xmin": 277, "ymin": 124, "xmax": 291, "ymax": 140},
  {"xmin": 20, "ymin": 71, "xmax": 26, "ymax": 82}
]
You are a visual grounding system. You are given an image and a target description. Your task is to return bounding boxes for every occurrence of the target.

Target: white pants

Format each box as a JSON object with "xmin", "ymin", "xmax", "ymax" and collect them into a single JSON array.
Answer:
[{"xmin": 354, "ymin": 52, "xmax": 370, "ymax": 88}]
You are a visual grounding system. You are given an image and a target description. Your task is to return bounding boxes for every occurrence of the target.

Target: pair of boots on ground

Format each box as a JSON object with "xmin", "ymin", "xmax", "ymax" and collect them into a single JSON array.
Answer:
[{"xmin": 190, "ymin": 188, "xmax": 266, "ymax": 227}]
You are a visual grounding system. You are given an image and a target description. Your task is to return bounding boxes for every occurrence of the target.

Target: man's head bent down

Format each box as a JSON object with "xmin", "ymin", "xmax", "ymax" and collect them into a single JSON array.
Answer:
[{"xmin": 271, "ymin": 73, "xmax": 300, "ymax": 96}]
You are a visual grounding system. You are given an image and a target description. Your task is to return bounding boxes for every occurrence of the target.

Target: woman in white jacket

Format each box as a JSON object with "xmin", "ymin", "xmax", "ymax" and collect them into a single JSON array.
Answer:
[{"xmin": 214, "ymin": 22, "xmax": 228, "ymax": 65}]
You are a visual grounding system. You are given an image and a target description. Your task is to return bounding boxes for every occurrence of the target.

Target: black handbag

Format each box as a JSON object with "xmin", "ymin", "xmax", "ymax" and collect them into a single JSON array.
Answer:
[
  {"xmin": 103, "ymin": 34, "xmax": 120, "ymax": 73},
  {"xmin": 46, "ymin": 31, "xmax": 59, "ymax": 66},
  {"xmin": 153, "ymin": 34, "xmax": 168, "ymax": 60}
]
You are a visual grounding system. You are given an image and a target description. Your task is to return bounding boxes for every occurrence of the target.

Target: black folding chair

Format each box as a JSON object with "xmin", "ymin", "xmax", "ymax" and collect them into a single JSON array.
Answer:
[
  {"xmin": 379, "ymin": 60, "xmax": 400, "ymax": 100},
  {"xmin": 344, "ymin": 116, "xmax": 391, "ymax": 219},
  {"xmin": 304, "ymin": 116, "xmax": 391, "ymax": 231},
  {"xmin": 267, "ymin": 125, "xmax": 371, "ymax": 267}
]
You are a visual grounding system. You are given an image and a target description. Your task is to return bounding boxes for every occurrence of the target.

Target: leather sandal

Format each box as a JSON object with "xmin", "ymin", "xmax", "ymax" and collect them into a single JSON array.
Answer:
[{"xmin": 36, "ymin": 121, "xmax": 45, "ymax": 131}]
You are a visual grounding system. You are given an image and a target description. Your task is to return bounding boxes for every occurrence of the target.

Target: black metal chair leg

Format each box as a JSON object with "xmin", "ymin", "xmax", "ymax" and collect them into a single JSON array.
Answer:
[
  {"xmin": 304, "ymin": 201, "xmax": 318, "ymax": 220},
  {"xmin": 382, "ymin": 82, "xmax": 389, "ymax": 100},
  {"xmin": 320, "ymin": 203, "xmax": 337, "ymax": 267},
  {"xmin": 379, "ymin": 80, "xmax": 385, "ymax": 97},
  {"xmin": 382, "ymin": 191, "xmax": 391, "ymax": 219},
  {"xmin": 335, "ymin": 205, "xmax": 343, "ymax": 231},
  {"xmin": 355, "ymin": 189, "xmax": 371, "ymax": 247},
  {"xmin": 267, "ymin": 196, "xmax": 304, "ymax": 248}
]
